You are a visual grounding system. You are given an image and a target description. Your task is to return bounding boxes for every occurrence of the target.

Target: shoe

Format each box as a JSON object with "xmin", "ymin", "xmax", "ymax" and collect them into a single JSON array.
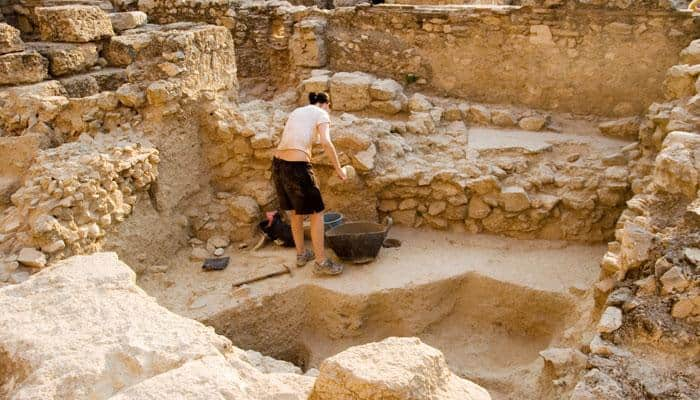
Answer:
[
  {"xmin": 313, "ymin": 259, "xmax": 343, "ymax": 276},
  {"xmin": 296, "ymin": 249, "xmax": 314, "ymax": 267}
]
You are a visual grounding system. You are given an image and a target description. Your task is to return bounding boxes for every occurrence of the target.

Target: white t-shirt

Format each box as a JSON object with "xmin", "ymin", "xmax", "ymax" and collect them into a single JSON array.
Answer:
[{"xmin": 277, "ymin": 105, "xmax": 330, "ymax": 158}]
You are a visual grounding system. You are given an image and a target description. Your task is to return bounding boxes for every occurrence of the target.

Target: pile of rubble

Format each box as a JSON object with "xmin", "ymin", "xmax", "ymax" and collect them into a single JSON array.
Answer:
[{"xmin": 0, "ymin": 132, "xmax": 159, "ymax": 277}]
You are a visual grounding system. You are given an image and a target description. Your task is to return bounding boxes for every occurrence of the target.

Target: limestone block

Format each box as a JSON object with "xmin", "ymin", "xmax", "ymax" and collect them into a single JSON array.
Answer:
[
  {"xmin": 36, "ymin": 6, "xmax": 114, "ymax": 43},
  {"xmin": 598, "ymin": 117, "xmax": 640, "ymax": 140},
  {"xmin": 103, "ymin": 32, "xmax": 152, "ymax": 67},
  {"xmin": 428, "ymin": 201, "xmax": 447, "ymax": 216},
  {"xmin": 0, "ymin": 253, "xmax": 314, "ymax": 399},
  {"xmin": 227, "ymin": 195, "xmax": 260, "ymax": 223},
  {"xmin": 310, "ymin": 337, "xmax": 491, "ymax": 400},
  {"xmin": 518, "ymin": 115, "xmax": 546, "ymax": 131},
  {"xmin": 684, "ymin": 247, "xmax": 700, "ymax": 266},
  {"xmin": 408, "ymin": 93, "xmax": 432, "ymax": 112},
  {"xmin": 500, "ymin": 186, "xmax": 530, "ymax": 212},
  {"xmin": 619, "ymin": 222, "xmax": 655, "ymax": 270},
  {"xmin": 28, "ymin": 42, "xmax": 98, "ymax": 77},
  {"xmin": 301, "ymin": 75, "xmax": 329, "ymax": 96},
  {"xmin": 597, "ymin": 306, "xmax": 622, "ymax": 333},
  {"xmin": 17, "ymin": 247, "xmax": 47, "ymax": 268},
  {"xmin": 290, "ymin": 19, "xmax": 327, "ymax": 68},
  {"xmin": 0, "ymin": 50, "xmax": 48, "ymax": 85},
  {"xmin": 351, "ymin": 143, "xmax": 376, "ymax": 172},
  {"xmin": 0, "ymin": 23, "xmax": 23, "ymax": 55},
  {"xmin": 681, "ymin": 39, "xmax": 700, "ymax": 65},
  {"xmin": 539, "ymin": 347, "xmax": 587, "ymax": 378},
  {"xmin": 442, "ymin": 104, "xmax": 463, "ymax": 121},
  {"xmin": 653, "ymin": 131, "xmax": 700, "ymax": 197},
  {"xmin": 370, "ymin": 99, "xmax": 402, "ymax": 114},
  {"xmin": 109, "ymin": 11, "xmax": 148, "ymax": 32},
  {"xmin": 369, "ymin": 78, "xmax": 402, "ymax": 101},
  {"xmin": 468, "ymin": 196, "xmax": 491, "ymax": 219},
  {"xmin": 391, "ymin": 210, "xmax": 416, "ymax": 226},
  {"xmin": 467, "ymin": 175, "xmax": 500, "ymax": 195},
  {"xmin": 529, "ymin": 25, "xmax": 554, "ymax": 46},
  {"xmin": 59, "ymin": 73, "xmax": 100, "ymax": 97},
  {"xmin": 146, "ymin": 79, "xmax": 181, "ymax": 105},
  {"xmin": 663, "ymin": 64, "xmax": 700, "ymax": 100},
  {"xmin": 491, "ymin": 109, "xmax": 517, "ymax": 127},
  {"xmin": 467, "ymin": 104, "xmax": 491, "ymax": 125},
  {"xmin": 116, "ymin": 82, "xmax": 146, "ymax": 107},
  {"xmin": 330, "ymin": 72, "xmax": 374, "ymax": 111},
  {"xmin": 660, "ymin": 266, "xmax": 690, "ymax": 294}
]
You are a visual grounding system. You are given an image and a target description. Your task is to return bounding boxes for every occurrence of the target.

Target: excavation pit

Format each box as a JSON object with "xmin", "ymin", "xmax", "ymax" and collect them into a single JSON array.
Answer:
[{"xmin": 139, "ymin": 227, "xmax": 604, "ymax": 399}]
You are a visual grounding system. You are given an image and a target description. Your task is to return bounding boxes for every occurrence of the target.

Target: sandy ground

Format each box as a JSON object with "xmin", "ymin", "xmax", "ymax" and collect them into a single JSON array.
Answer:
[{"xmin": 139, "ymin": 226, "xmax": 605, "ymax": 322}]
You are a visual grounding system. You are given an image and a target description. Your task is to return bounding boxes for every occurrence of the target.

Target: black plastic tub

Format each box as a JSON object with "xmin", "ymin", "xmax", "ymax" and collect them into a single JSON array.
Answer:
[{"xmin": 325, "ymin": 217, "xmax": 392, "ymax": 264}]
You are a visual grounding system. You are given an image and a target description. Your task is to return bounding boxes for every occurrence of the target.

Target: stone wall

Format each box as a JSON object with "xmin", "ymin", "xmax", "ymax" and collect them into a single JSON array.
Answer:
[
  {"xmin": 327, "ymin": 4, "xmax": 698, "ymax": 116},
  {"xmin": 138, "ymin": 0, "xmax": 697, "ymax": 116}
]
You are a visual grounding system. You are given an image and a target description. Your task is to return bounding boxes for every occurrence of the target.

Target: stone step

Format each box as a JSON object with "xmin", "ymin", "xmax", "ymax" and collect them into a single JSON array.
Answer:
[{"xmin": 58, "ymin": 67, "xmax": 126, "ymax": 97}]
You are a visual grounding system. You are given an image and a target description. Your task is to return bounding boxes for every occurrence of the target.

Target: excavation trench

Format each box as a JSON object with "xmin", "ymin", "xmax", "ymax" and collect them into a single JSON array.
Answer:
[
  {"xmin": 206, "ymin": 272, "xmax": 576, "ymax": 397},
  {"xmin": 139, "ymin": 228, "xmax": 602, "ymax": 399}
]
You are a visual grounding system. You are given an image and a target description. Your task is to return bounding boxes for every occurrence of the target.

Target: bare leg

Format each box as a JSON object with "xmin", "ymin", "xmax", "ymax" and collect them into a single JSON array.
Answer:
[
  {"xmin": 310, "ymin": 212, "xmax": 325, "ymax": 263},
  {"xmin": 288, "ymin": 211, "xmax": 305, "ymax": 255}
]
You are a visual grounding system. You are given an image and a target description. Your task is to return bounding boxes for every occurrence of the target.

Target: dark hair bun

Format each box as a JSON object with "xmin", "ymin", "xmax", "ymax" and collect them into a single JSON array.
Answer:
[
  {"xmin": 308, "ymin": 92, "xmax": 318, "ymax": 104},
  {"xmin": 308, "ymin": 91, "xmax": 329, "ymax": 105}
]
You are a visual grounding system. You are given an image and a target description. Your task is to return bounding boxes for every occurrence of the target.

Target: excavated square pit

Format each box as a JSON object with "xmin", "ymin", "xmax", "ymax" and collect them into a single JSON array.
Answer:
[{"xmin": 139, "ymin": 227, "xmax": 604, "ymax": 399}]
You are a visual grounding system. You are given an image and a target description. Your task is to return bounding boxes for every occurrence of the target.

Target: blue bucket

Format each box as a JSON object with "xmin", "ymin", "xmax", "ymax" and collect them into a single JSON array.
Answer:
[{"xmin": 324, "ymin": 212, "xmax": 344, "ymax": 232}]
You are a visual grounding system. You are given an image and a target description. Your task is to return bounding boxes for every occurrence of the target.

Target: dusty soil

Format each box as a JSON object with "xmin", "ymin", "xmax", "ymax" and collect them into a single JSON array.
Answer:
[{"xmin": 139, "ymin": 226, "xmax": 605, "ymax": 399}]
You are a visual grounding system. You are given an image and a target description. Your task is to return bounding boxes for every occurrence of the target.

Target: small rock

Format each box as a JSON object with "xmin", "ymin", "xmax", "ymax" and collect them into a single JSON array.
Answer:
[
  {"xmin": 467, "ymin": 105, "xmax": 491, "ymax": 125},
  {"xmin": 567, "ymin": 153, "xmax": 581, "ymax": 162},
  {"xmin": 213, "ymin": 248, "xmax": 225, "ymax": 257},
  {"xmin": 500, "ymin": 186, "xmax": 530, "ymax": 212},
  {"xmin": 597, "ymin": 306, "xmax": 623, "ymax": 333},
  {"xmin": 671, "ymin": 297, "xmax": 695, "ymax": 319},
  {"xmin": 539, "ymin": 347, "xmax": 587, "ymax": 377},
  {"xmin": 207, "ymin": 235, "xmax": 230, "ymax": 249},
  {"xmin": 519, "ymin": 115, "xmax": 546, "ymax": 131},
  {"xmin": 428, "ymin": 201, "xmax": 447, "ymax": 216},
  {"xmin": 149, "ymin": 264, "xmax": 169, "ymax": 273},
  {"xmin": 598, "ymin": 117, "xmax": 640, "ymax": 140},
  {"xmin": 589, "ymin": 335, "xmax": 615, "ymax": 356},
  {"xmin": 17, "ymin": 248, "xmax": 47, "ymax": 268},
  {"xmin": 634, "ymin": 275, "xmax": 656, "ymax": 296},
  {"xmin": 660, "ymin": 266, "xmax": 690, "ymax": 294},
  {"xmin": 654, "ymin": 257, "xmax": 673, "ymax": 278},
  {"xmin": 683, "ymin": 247, "xmax": 700, "ymax": 266},
  {"xmin": 190, "ymin": 247, "xmax": 209, "ymax": 261},
  {"xmin": 606, "ymin": 287, "xmax": 633, "ymax": 306},
  {"xmin": 407, "ymin": 93, "xmax": 432, "ymax": 112},
  {"xmin": 491, "ymin": 109, "xmax": 517, "ymax": 127}
]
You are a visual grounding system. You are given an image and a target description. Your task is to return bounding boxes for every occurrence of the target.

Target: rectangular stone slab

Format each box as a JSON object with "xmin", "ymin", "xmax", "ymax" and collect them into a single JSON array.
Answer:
[
  {"xmin": 0, "ymin": 50, "xmax": 48, "ymax": 85},
  {"xmin": 35, "ymin": 5, "xmax": 114, "ymax": 43},
  {"xmin": 0, "ymin": 23, "xmax": 24, "ymax": 55},
  {"xmin": 27, "ymin": 42, "xmax": 98, "ymax": 76}
]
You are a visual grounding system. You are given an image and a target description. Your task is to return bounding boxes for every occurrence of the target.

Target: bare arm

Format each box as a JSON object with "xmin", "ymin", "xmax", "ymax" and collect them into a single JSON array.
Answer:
[{"xmin": 318, "ymin": 122, "xmax": 347, "ymax": 180}]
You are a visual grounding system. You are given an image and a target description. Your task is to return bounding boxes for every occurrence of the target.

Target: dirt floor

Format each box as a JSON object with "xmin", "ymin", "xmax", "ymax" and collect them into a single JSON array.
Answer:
[{"xmin": 139, "ymin": 226, "xmax": 605, "ymax": 399}]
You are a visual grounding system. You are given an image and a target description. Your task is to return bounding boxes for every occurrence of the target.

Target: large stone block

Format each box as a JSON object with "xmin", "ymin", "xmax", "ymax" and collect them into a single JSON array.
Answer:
[
  {"xmin": 310, "ymin": 337, "xmax": 491, "ymax": 400},
  {"xmin": 28, "ymin": 42, "xmax": 98, "ymax": 77},
  {"xmin": 109, "ymin": 11, "xmax": 148, "ymax": 32},
  {"xmin": 290, "ymin": 19, "xmax": 327, "ymax": 68},
  {"xmin": 0, "ymin": 23, "xmax": 23, "ymax": 55},
  {"xmin": 330, "ymin": 72, "xmax": 374, "ymax": 111},
  {"xmin": 59, "ymin": 68, "xmax": 127, "ymax": 97},
  {"xmin": 0, "ymin": 50, "xmax": 48, "ymax": 85},
  {"xmin": 36, "ymin": 5, "xmax": 114, "ymax": 43}
]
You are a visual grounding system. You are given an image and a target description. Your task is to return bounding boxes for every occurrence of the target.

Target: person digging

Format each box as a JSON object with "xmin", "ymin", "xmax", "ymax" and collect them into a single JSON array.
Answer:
[{"xmin": 272, "ymin": 91, "xmax": 347, "ymax": 276}]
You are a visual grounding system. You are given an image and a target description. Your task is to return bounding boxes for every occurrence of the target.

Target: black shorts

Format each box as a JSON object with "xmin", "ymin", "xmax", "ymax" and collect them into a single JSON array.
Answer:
[{"xmin": 272, "ymin": 157, "xmax": 325, "ymax": 215}]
